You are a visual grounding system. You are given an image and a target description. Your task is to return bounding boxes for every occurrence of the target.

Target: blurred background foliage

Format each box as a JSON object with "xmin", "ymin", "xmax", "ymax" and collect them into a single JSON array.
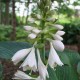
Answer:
[{"xmin": 0, "ymin": 0, "xmax": 80, "ymax": 45}]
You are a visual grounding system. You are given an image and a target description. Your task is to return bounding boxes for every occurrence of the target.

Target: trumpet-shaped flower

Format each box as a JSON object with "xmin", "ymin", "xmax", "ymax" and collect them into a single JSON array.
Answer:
[
  {"xmin": 56, "ymin": 31, "xmax": 65, "ymax": 36},
  {"xmin": 48, "ymin": 42, "xmax": 63, "ymax": 69},
  {"xmin": 24, "ymin": 26, "xmax": 33, "ymax": 31},
  {"xmin": 28, "ymin": 33, "xmax": 37, "ymax": 39},
  {"xmin": 37, "ymin": 49, "xmax": 49, "ymax": 80},
  {"xmin": 33, "ymin": 28, "xmax": 41, "ymax": 34},
  {"xmin": 52, "ymin": 40, "xmax": 65, "ymax": 52},
  {"xmin": 11, "ymin": 48, "xmax": 31, "ymax": 65},
  {"xmin": 53, "ymin": 34, "xmax": 63, "ymax": 41},
  {"xmin": 12, "ymin": 70, "xmax": 35, "ymax": 79},
  {"xmin": 20, "ymin": 47, "xmax": 37, "ymax": 72},
  {"xmin": 54, "ymin": 24, "xmax": 63, "ymax": 30}
]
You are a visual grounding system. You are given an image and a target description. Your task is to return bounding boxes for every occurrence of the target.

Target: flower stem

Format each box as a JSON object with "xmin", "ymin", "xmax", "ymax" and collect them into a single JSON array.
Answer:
[{"xmin": 40, "ymin": 14, "xmax": 46, "ymax": 62}]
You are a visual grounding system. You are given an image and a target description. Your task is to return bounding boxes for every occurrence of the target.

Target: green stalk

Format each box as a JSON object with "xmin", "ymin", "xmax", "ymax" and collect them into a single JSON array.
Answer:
[
  {"xmin": 40, "ymin": 13, "xmax": 46, "ymax": 62},
  {"xmin": 41, "ymin": 21, "xmax": 45, "ymax": 62}
]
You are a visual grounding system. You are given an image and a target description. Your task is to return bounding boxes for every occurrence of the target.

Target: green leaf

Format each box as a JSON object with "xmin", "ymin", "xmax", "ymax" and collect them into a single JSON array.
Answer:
[
  {"xmin": 47, "ymin": 66, "xmax": 58, "ymax": 80},
  {"xmin": 0, "ymin": 42, "xmax": 32, "ymax": 59},
  {"xmin": 56, "ymin": 65, "xmax": 79, "ymax": 80},
  {"xmin": 58, "ymin": 52, "xmax": 71, "ymax": 66},
  {"xmin": 64, "ymin": 49, "xmax": 80, "ymax": 66}
]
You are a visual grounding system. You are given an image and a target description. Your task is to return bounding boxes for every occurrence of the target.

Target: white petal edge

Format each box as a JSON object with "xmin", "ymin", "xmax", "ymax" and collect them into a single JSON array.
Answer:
[
  {"xmin": 11, "ymin": 48, "xmax": 31, "ymax": 65},
  {"xmin": 20, "ymin": 47, "xmax": 37, "ymax": 71}
]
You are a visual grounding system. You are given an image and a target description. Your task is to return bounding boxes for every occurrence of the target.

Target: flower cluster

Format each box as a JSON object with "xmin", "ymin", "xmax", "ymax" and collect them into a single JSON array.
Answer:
[
  {"xmin": 24, "ymin": 25, "xmax": 41, "ymax": 39},
  {"xmin": 11, "ymin": 24, "xmax": 65, "ymax": 80}
]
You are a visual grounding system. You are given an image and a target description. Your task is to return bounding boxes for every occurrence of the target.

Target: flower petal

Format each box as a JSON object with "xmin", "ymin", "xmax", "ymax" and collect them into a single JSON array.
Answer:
[
  {"xmin": 37, "ymin": 49, "xmax": 49, "ymax": 80},
  {"xmin": 52, "ymin": 40, "xmax": 65, "ymax": 51},
  {"xmin": 11, "ymin": 48, "xmax": 31, "ymax": 65},
  {"xmin": 53, "ymin": 34, "xmax": 63, "ymax": 41},
  {"xmin": 12, "ymin": 70, "xmax": 35, "ymax": 79},
  {"xmin": 48, "ymin": 42, "xmax": 63, "ymax": 68},
  {"xmin": 56, "ymin": 31, "xmax": 65, "ymax": 36},
  {"xmin": 20, "ymin": 47, "xmax": 37, "ymax": 71},
  {"xmin": 48, "ymin": 51, "xmax": 57, "ymax": 69}
]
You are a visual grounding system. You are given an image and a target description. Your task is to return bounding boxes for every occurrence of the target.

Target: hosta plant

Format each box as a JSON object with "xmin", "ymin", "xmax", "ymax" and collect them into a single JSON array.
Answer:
[{"xmin": 11, "ymin": 0, "xmax": 66, "ymax": 80}]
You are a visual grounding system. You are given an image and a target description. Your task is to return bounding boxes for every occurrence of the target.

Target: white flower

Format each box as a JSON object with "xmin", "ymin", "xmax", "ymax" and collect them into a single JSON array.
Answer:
[
  {"xmin": 37, "ymin": 49, "xmax": 49, "ymax": 80},
  {"xmin": 28, "ymin": 33, "xmax": 37, "ymax": 39},
  {"xmin": 53, "ymin": 34, "xmax": 63, "ymax": 41},
  {"xmin": 12, "ymin": 70, "xmax": 35, "ymax": 79},
  {"xmin": 20, "ymin": 47, "xmax": 37, "ymax": 72},
  {"xmin": 56, "ymin": 31, "xmax": 65, "ymax": 36},
  {"xmin": 11, "ymin": 48, "xmax": 31, "ymax": 65},
  {"xmin": 24, "ymin": 26, "xmax": 33, "ymax": 31},
  {"xmin": 52, "ymin": 40, "xmax": 65, "ymax": 51},
  {"xmin": 32, "ymin": 28, "xmax": 41, "ymax": 34},
  {"xmin": 54, "ymin": 24, "xmax": 63, "ymax": 30},
  {"xmin": 48, "ymin": 52, "xmax": 57, "ymax": 69},
  {"xmin": 48, "ymin": 42, "xmax": 63, "ymax": 69}
]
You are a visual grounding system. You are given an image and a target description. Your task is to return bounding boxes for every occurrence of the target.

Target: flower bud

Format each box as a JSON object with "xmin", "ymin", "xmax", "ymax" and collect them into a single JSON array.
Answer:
[
  {"xmin": 53, "ymin": 34, "xmax": 63, "ymax": 41},
  {"xmin": 52, "ymin": 40, "xmax": 65, "ymax": 51},
  {"xmin": 56, "ymin": 31, "xmax": 65, "ymax": 36}
]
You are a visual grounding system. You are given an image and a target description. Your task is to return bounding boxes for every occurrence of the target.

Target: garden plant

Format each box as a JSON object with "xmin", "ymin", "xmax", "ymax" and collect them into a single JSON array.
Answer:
[{"xmin": 0, "ymin": 0, "xmax": 80, "ymax": 80}]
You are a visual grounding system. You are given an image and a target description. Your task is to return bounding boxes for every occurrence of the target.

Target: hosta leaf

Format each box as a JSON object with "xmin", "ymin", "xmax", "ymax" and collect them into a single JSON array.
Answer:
[
  {"xmin": 58, "ymin": 51, "xmax": 71, "ymax": 66},
  {"xmin": 56, "ymin": 65, "xmax": 79, "ymax": 80},
  {"xmin": 64, "ymin": 49, "xmax": 80, "ymax": 65},
  {"xmin": 47, "ymin": 66, "xmax": 58, "ymax": 80},
  {"xmin": 0, "ymin": 41, "xmax": 32, "ymax": 59}
]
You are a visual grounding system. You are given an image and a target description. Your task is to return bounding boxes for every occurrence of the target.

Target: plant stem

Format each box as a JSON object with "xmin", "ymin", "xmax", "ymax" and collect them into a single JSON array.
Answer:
[
  {"xmin": 41, "ymin": 22, "xmax": 45, "ymax": 62},
  {"xmin": 40, "ymin": 14, "xmax": 46, "ymax": 62}
]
